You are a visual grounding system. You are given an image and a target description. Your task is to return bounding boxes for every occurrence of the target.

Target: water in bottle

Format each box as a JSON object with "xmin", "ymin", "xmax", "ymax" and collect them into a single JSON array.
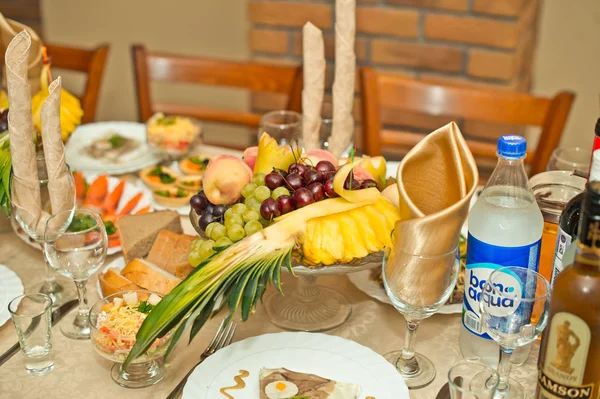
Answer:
[{"xmin": 459, "ymin": 135, "xmax": 543, "ymax": 366}]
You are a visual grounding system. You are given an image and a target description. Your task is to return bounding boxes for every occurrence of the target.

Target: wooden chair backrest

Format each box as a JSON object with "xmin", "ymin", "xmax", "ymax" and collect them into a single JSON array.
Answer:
[
  {"xmin": 46, "ymin": 44, "xmax": 109, "ymax": 124},
  {"xmin": 360, "ymin": 67, "xmax": 575, "ymax": 176},
  {"xmin": 131, "ymin": 44, "xmax": 303, "ymax": 148}
]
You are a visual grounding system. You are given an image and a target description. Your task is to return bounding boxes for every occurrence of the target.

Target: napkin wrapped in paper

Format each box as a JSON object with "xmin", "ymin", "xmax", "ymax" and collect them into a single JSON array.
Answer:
[
  {"xmin": 0, "ymin": 13, "xmax": 43, "ymax": 94},
  {"xmin": 383, "ymin": 122, "xmax": 479, "ymax": 310},
  {"xmin": 301, "ymin": 22, "xmax": 325, "ymax": 151},
  {"xmin": 6, "ymin": 31, "xmax": 71, "ymax": 238}
]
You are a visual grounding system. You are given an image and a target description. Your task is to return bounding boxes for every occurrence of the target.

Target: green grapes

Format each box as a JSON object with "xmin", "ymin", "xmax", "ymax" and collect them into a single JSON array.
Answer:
[
  {"xmin": 214, "ymin": 237, "xmax": 233, "ymax": 249},
  {"xmin": 244, "ymin": 220, "xmax": 263, "ymax": 236},
  {"xmin": 209, "ymin": 223, "xmax": 227, "ymax": 240},
  {"xmin": 188, "ymin": 250, "xmax": 203, "ymax": 266},
  {"xmin": 241, "ymin": 183, "xmax": 257, "ymax": 199},
  {"xmin": 272, "ymin": 186, "xmax": 290, "ymax": 199},
  {"xmin": 190, "ymin": 238, "xmax": 204, "ymax": 252},
  {"xmin": 242, "ymin": 209, "xmax": 260, "ymax": 223},
  {"xmin": 231, "ymin": 203, "xmax": 248, "ymax": 216},
  {"xmin": 198, "ymin": 239, "xmax": 216, "ymax": 261},
  {"xmin": 252, "ymin": 173, "xmax": 266, "ymax": 186},
  {"xmin": 224, "ymin": 208, "xmax": 234, "ymax": 220},
  {"xmin": 224, "ymin": 214, "xmax": 244, "ymax": 228},
  {"xmin": 245, "ymin": 196, "xmax": 262, "ymax": 212},
  {"xmin": 227, "ymin": 224, "xmax": 246, "ymax": 242},
  {"xmin": 254, "ymin": 186, "xmax": 271, "ymax": 202},
  {"xmin": 204, "ymin": 223, "xmax": 219, "ymax": 239}
]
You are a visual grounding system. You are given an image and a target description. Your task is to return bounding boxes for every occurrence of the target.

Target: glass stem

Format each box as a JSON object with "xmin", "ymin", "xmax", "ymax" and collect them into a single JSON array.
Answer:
[
  {"xmin": 402, "ymin": 320, "xmax": 419, "ymax": 360},
  {"xmin": 497, "ymin": 347, "xmax": 514, "ymax": 392},
  {"xmin": 43, "ymin": 257, "xmax": 57, "ymax": 286},
  {"xmin": 73, "ymin": 280, "xmax": 89, "ymax": 327}
]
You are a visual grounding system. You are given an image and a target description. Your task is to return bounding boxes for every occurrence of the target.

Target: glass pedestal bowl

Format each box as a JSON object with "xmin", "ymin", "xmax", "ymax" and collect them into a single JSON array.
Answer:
[
  {"xmin": 190, "ymin": 209, "xmax": 382, "ymax": 332},
  {"xmin": 262, "ymin": 254, "xmax": 383, "ymax": 332},
  {"xmin": 89, "ymin": 290, "xmax": 173, "ymax": 389}
]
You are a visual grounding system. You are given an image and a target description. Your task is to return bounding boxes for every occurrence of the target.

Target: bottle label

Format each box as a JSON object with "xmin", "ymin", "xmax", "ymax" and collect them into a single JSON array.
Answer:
[
  {"xmin": 551, "ymin": 226, "xmax": 573, "ymax": 287},
  {"xmin": 537, "ymin": 312, "xmax": 594, "ymax": 399},
  {"xmin": 462, "ymin": 233, "xmax": 541, "ymax": 339}
]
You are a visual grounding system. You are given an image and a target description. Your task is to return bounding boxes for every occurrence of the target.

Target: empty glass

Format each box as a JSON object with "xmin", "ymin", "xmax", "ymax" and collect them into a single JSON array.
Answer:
[
  {"xmin": 382, "ymin": 240, "xmax": 460, "ymax": 389},
  {"xmin": 479, "ymin": 267, "xmax": 550, "ymax": 398},
  {"xmin": 258, "ymin": 110, "xmax": 302, "ymax": 146},
  {"xmin": 547, "ymin": 147, "xmax": 591, "ymax": 175},
  {"xmin": 448, "ymin": 360, "xmax": 499, "ymax": 399},
  {"xmin": 44, "ymin": 210, "xmax": 108, "ymax": 339},
  {"xmin": 8, "ymin": 293, "xmax": 54, "ymax": 376}
]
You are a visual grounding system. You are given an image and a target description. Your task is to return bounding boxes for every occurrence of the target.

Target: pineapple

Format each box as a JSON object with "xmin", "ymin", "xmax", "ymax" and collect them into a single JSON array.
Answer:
[
  {"xmin": 253, "ymin": 132, "xmax": 303, "ymax": 174},
  {"xmin": 124, "ymin": 158, "xmax": 400, "ymax": 368}
]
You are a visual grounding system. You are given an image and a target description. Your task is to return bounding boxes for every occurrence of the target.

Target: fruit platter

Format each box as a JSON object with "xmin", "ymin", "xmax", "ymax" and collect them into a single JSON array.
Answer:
[{"xmin": 122, "ymin": 132, "xmax": 403, "ymax": 368}]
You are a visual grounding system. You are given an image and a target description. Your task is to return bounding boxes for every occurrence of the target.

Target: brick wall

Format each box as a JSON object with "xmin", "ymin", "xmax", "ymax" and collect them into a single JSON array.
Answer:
[
  {"xmin": 248, "ymin": 0, "xmax": 541, "ymax": 155},
  {"xmin": 0, "ymin": 0, "xmax": 42, "ymax": 37}
]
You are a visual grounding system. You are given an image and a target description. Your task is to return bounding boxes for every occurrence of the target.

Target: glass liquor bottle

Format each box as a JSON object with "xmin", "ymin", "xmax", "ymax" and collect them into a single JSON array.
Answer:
[
  {"xmin": 536, "ymin": 180, "xmax": 600, "ymax": 399},
  {"xmin": 550, "ymin": 118, "xmax": 600, "ymax": 285}
]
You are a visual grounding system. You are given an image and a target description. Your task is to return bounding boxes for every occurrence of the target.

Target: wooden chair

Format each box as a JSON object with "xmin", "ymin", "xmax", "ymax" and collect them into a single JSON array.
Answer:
[
  {"xmin": 360, "ymin": 68, "xmax": 575, "ymax": 176},
  {"xmin": 131, "ymin": 44, "xmax": 303, "ymax": 149},
  {"xmin": 46, "ymin": 44, "xmax": 109, "ymax": 124}
]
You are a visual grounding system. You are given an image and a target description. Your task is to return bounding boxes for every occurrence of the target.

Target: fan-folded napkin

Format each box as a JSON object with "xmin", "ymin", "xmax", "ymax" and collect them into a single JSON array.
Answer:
[{"xmin": 383, "ymin": 122, "xmax": 479, "ymax": 308}]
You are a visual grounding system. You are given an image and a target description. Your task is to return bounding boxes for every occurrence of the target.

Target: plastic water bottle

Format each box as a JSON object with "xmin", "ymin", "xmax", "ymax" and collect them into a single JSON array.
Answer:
[{"xmin": 459, "ymin": 135, "xmax": 543, "ymax": 366}]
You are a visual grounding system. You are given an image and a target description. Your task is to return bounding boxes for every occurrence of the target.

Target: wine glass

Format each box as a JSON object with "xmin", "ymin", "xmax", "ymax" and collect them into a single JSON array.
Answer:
[
  {"xmin": 10, "ymin": 153, "xmax": 76, "ymax": 305},
  {"xmin": 258, "ymin": 110, "xmax": 302, "ymax": 146},
  {"xmin": 547, "ymin": 147, "xmax": 591, "ymax": 175},
  {"xmin": 479, "ymin": 267, "xmax": 550, "ymax": 399},
  {"xmin": 44, "ymin": 209, "xmax": 108, "ymax": 339},
  {"xmin": 382, "ymin": 239, "xmax": 460, "ymax": 389}
]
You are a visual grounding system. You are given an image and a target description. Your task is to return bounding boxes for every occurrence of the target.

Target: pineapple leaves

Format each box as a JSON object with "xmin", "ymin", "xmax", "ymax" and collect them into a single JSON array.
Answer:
[{"xmin": 124, "ymin": 239, "xmax": 295, "ymax": 369}]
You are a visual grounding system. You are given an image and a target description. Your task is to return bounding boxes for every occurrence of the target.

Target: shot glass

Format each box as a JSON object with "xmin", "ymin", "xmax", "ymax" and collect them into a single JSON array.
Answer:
[
  {"xmin": 449, "ymin": 360, "xmax": 499, "ymax": 399},
  {"xmin": 8, "ymin": 293, "xmax": 55, "ymax": 376}
]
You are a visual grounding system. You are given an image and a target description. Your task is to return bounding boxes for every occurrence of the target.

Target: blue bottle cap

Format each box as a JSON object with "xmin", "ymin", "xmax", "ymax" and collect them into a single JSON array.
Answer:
[{"xmin": 497, "ymin": 135, "xmax": 527, "ymax": 159}]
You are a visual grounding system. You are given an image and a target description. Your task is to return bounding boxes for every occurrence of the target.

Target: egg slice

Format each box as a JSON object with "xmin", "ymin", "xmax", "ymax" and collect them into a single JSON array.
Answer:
[{"xmin": 265, "ymin": 380, "xmax": 299, "ymax": 399}]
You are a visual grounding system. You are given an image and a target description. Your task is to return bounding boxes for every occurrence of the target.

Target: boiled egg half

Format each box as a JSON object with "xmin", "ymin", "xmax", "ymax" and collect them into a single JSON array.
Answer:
[{"xmin": 265, "ymin": 380, "xmax": 299, "ymax": 399}]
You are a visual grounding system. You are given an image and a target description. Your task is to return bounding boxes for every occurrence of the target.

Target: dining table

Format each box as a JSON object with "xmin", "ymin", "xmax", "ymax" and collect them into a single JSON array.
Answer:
[{"xmin": 0, "ymin": 146, "xmax": 540, "ymax": 399}]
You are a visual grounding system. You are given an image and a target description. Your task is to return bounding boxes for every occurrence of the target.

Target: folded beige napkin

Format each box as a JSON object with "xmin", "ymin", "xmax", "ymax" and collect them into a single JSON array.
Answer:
[
  {"xmin": 328, "ymin": 0, "xmax": 355, "ymax": 158},
  {"xmin": 41, "ymin": 76, "xmax": 72, "ymax": 221},
  {"xmin": 6, "ymin": 30, "xmax": 42, "ymax": 235},
  {"xmin": 301, "ymin": 22, "xmax": 325, "ymax": 151},
  {"xmin": 0, "ymin": 13, "xmax": 43, "ymax": 94},
  {"xmin": 382, "ymin": 122, "xmax": 479, "ymax": 309}
]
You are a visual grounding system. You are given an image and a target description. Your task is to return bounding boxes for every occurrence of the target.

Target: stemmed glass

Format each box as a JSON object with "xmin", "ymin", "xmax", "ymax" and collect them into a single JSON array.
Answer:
[
  {"xmin": 44, "ymin": 209, "xmax": 108, "ymax": 339},
  {"xmin": 10, "ymin": 153, "xmax": 76, "ymax": 305},
  {"xmin": 382, "ymin": 239, "xmax": 460, "ymax": 389},
  {"xmin": 258, "ymin": 110, "xmax": 302, "ymax": 146},
  {"xmin": 479, "ymin": 267, "xmax": 550, "ymax": 398}
]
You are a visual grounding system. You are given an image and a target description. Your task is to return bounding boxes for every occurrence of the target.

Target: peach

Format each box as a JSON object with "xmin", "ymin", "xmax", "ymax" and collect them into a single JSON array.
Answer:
[
  {"xmin": 202, "ymin": 155, "xmax": 253, "ymax": 205},
  {"xmin": 303, "ymin": 149, "xmax": 339, "ymax": 168},
  {"xmin": 243, "ymin": 146, "xmax": 258, "ymax": 170},
  {"xmin": 351, "ymin": 166, "xmax": 375, "ymax": 182}
]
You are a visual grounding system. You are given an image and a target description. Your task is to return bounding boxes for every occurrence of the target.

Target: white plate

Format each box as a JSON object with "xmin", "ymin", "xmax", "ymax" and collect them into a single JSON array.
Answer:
[
  {"xmin": 65, "ymin": 122, "xmax": 163, "ymax": 174},
  {"xmin": 348, "ymin": 270, "xmax": 463, "ymax": 314},
  {"xmin": 183, "ymin": 332, "xmax": 409, "ymax": 399},
  {"xmin": 0, "ymin": 265, "xmax": 25, "ymax": 327}
]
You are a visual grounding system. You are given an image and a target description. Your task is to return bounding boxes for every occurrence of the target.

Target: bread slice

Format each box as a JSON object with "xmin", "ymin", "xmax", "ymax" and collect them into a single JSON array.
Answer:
[
  {"xmin": 121, "ymin": 258, "xmax": 181, "ymax": 295},
  {"xmin": 146, "ymin": 230, "xmax": 196, "ymax": 278},
  {"xmin": 116, "ymin": 210, "xmax": 181, "ymax": 264},
  {"xmin": 99, "ymin": 268, "xmax": 141, "ymax": 297}
]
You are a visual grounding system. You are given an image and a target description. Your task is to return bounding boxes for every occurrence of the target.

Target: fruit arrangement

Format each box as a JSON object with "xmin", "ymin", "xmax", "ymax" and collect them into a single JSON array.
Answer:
[
  {"xmin": 74, "ymin": 172, "xmax": 152, "ymax": 248},
  {"xmin": 31, "ymin": 47, "xmax": 84, "ymax": 141},
  {"xmin": 124, "ymin": 133, "xmax": 400, "ymax": 367}
]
